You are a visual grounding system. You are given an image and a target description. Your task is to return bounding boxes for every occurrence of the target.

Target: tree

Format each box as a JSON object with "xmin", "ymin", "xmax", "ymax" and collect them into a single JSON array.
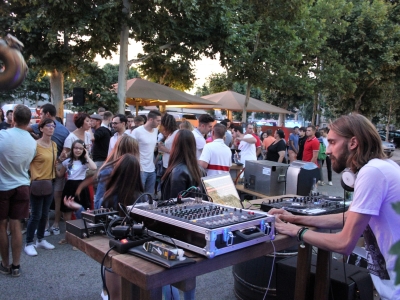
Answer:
[
  {"xmin": 63, "ymin": 63, "xmax": 140, "ymax": 114},
  {"xmin": 1, "ymin": 0, "xmax": 126, "ymax": 117},
  {"xmin": 102, "ymin": 64, "xmax": 140, "ymax": 88},
  {"xmin": 138, "ymin": 56, "xmax": 196, "ymax": 91},
  {"xmin": 324, "ymin": 0, "xmax": 400, "ymax": 115}
]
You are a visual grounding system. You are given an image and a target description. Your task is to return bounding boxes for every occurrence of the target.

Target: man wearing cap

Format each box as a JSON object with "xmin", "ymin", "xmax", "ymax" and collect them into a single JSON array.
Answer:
[{"xmin": 91, "ymin": 113, "xmax": 112, "ymax": 169}]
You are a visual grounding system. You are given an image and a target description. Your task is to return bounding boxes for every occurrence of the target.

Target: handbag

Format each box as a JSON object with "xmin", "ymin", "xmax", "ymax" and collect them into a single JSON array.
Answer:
[
  {"xmin": 30, "ymin": 180, "xmax": 53, "ymax": 196},
  {"xmin": 30, "ymin": 142, "xmax": 55, "ymax": 196},
  {"xmin": 155, "ymin": 154, "xmax": 165, "ymax": 177}
]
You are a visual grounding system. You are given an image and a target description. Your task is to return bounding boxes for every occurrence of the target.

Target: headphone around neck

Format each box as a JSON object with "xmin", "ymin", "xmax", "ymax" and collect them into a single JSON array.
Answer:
[{"xmin": 341, "ymin": 168, "xmax": 357, "ymax": 192}]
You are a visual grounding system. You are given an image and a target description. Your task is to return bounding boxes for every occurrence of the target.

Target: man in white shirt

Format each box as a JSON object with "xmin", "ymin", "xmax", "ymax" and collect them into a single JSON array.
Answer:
[
  {"xmin": 232, "ymin": 125, "xmax": 256, "ymax": 167},
  {"xmin": 108, "ymin": 114, "xmax": 127, "ymax": 155},
  {"xmin": 131, "ymin": 110, "xmax": 161, "ymax": 194},
  {"xmin": 192, "ymin": 114, "xmax": 214, "ymax": 159},
  {"xmin": 199, "ymin": 123, "xmax": 232, "ymax": 176}
]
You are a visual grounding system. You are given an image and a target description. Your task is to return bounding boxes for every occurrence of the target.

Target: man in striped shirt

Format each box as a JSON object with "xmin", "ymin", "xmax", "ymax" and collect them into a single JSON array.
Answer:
[{"xmin": 198, "ymin": 123, "xmax": 232, "ymax": 176}]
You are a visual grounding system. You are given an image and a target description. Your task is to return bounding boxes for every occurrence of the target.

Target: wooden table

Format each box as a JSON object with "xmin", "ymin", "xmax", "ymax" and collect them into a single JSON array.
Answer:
[
  {"xmin": 66, "ymin": 232, "xmax": 301, "ymax": 300},
  {"xmin": 67, "ymin": 193, "xmax": 332, "ymax": 300},
  {"xmin": 230, "ymin": 163, "xmax": 244, "ymax": 181}
]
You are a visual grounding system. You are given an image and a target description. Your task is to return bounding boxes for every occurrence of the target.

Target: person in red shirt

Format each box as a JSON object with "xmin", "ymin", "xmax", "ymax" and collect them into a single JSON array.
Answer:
[{"xmin": 302, "ymin": 125, "xmax": 319, "ymax": 165}]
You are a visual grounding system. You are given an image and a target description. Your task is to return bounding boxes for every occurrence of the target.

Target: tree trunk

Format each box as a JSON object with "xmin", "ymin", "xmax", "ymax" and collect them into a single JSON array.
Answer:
[
  {"xmin": 242, "ymin": 82, "xmax": 252, "ymax": 123},
  {"xmin": 117, "ymin": 0, "xmax": 131, "ymax": 114},
  {"xmin": 312, "ymin": 92, "xmax": 318, "ymax": 125},
  {"xmin": 50, "ymin": 69, "xmax": 64, "ymax": 118}
]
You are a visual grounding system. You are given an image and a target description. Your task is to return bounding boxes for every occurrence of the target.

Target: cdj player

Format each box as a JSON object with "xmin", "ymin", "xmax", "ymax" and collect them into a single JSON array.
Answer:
[{"xmin": 260, "ymin": 195, "xmax": 350, "ymax": 216}]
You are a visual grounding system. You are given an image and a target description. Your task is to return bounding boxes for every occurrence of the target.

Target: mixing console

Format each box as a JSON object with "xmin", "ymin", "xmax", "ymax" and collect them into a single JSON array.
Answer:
[
  {"xmin": 129, "ymin": 199, "xmax": 275, "ymax": 258},
  {"xmin": 149, "ymin": 202, "xmax": 262, "ymax": 229},
  {"xmin": 260, "ymin": 195, "xmax": 349, "ymax": 216}
]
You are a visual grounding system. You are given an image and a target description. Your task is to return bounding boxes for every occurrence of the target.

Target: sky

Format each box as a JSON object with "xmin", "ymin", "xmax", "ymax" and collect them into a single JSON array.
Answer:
[{"xmin": 94, "ymin": 40, "xmax": 225, "ymax": 94}]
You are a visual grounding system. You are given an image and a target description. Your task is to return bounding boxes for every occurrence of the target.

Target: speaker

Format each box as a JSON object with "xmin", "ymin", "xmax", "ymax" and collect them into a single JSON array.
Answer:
[
  {"xmin": 276, "ymin": 255, "xmax": 373, "ymax": 300},
  {"xmin": 73, "ymin": 87, "xmax": 85, "ymax": 106}
]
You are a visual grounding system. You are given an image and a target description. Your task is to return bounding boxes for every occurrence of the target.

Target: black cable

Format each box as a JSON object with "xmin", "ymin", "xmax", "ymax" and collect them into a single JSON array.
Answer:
[
  {"xmin": 122, "ymin": 193, "xmax": 153, "ymax": 224},
  {"xmin": 101, "ymin": 246, "xmax": 116, "ymax": 300},
  {"xmin": 342, "ymin": 199, "xmax": 348, "ymax": 288}
]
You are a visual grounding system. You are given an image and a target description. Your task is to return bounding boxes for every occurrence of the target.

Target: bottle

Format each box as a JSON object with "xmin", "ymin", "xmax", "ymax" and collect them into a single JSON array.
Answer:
[{"xmin": 310, "ymin": 178, "xmax": 319, "ymax": 196}]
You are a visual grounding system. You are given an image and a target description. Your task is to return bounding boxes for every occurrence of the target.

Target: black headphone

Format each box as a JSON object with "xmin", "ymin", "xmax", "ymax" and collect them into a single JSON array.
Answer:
[{"xmin": 341, "ymin": 168, "xmax": 356, "ymax": 192}]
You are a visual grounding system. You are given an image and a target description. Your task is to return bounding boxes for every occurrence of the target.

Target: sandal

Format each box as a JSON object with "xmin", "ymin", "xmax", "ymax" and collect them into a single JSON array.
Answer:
[{"xmin": 58, "ymin": 239, "xmax": 68, "ymax": 245}]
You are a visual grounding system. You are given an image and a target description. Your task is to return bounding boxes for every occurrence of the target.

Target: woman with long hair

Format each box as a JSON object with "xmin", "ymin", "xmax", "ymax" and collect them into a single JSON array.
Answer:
[
  {"xmin": 24, "ymin": 118, "xmax": 58, "ymax": 256},
  {"xmin": 161, "ymin": 129, "xmax": 203, "ymax": 200},
  {"xmin": 101, "ymin": 154, "xmax": 143, "ymax": 210},
  {"xmin": 93, "ymin": 135, "xmax": 140, "ymax": 209}
]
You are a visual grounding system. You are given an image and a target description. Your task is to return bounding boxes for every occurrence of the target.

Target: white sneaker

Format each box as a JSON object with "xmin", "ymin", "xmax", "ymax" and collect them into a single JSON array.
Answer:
[
  {"xmin": 328, "ymin": 181, "xmax": 333, "ymax": 186},
  {"xmin": 24, "ymin": 244, "xmax": 38, "ymax": 256},
  {"xmin": 36, "ymin": 239, "xmax": 55, "ymax": 250},
  {"xmin": 51, "ymin": 227, "xmax": 60, "ymax": 235},
  {"xmin": 35, "ymin": 229, "xmax": 51, "ymax": 237}
]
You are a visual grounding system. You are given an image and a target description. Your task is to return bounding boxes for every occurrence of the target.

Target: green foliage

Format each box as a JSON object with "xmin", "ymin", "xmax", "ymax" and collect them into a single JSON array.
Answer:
[
  {"xmin": 389, "ymin": 202, "xmax": 400, "ymax": 285},
  {"xmin": 324, "ymin": 0, "xmax": 400, "ymax": 115},
  {"xmin": 64, "ymin": 63, "xmax": 140, "ymax": 114},
  {"xmin": 102, "ymin": 64, "xmax": 140, "ymax": 88},
  {"xmin": 139, "ymin": 56, "xmax": 195, "ymax": 91}
]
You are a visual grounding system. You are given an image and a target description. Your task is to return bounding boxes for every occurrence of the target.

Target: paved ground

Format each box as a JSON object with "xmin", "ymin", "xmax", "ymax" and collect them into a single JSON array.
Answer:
[{"xmin": 3, "ymin": 150, "xmax": 398, "ymax": 299}]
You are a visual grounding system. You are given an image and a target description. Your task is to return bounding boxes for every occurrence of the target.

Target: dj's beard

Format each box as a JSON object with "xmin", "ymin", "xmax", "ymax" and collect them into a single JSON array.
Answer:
[{"xmin": 330, "ymin": 147, "xmax": 349, "ymax": 174}]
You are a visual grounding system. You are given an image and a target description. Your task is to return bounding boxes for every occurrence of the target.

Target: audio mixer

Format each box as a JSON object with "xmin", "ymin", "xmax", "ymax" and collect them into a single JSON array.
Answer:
[
  {"xmin": 260, "ymin": 195, "xmax": 349, "ymax": 216},
  {"xmin": 129, "ymin": 199, "xmax": 275, "ymax": 258}
]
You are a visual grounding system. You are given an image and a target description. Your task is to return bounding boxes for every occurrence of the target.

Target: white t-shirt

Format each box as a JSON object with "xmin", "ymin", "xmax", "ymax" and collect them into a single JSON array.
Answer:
[
  {"xmin": 350, "ymin": 159, "xmax": 400, "ymax": 298},
  {"xmin": 238, "ymin": 134, "xmax": 257, "ymax": 166},
  {"xmin": 192, "ymin": 128, "xmax": 206, "ymax": 159},
  {"xmin": 162, "ymin": 129, "xmax": 179, "ymax": 168},
  {"xmin": 199, "ymin": 139, "xmax": 232, "ymax": 176},
  {"xmin": 131, "ymin": 125, "xmax": 158, "ymax": 172},
  {"xmin": 64, "ymin": 131, "xmax": 91, "ymax": 152},
  {"xmin": 62, "ymin": 158, "xmax": 88, "ymax": 181},
  {"xmin": 108, "ymin": 132, "xmax": 121, "ymax": 155}
]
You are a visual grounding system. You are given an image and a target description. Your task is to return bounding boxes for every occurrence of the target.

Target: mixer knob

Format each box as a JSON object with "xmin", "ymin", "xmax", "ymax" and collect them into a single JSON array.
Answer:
[{"xmin": 240, "ymin": 209, "xmax": 242, "ymax": 213}]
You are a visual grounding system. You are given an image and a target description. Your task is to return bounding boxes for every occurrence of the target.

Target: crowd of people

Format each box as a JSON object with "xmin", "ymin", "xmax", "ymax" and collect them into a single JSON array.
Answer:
[
  {"xmin": 1, "ymin": 104, "xmax": 399, "ymax": 299},
  {"xmin": 0, "ymin": 104, "xmax": 362, "ymax": 266}
]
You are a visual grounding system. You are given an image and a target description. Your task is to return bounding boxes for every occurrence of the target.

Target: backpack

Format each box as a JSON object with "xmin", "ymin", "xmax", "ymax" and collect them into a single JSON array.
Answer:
[{"xmin": 318, "ymin": 140, "xmax": 326, "ymax": 160}]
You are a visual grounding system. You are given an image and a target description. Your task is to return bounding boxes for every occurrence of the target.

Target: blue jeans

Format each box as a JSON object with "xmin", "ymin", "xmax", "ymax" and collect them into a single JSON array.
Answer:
[
  {"xmin": 140, "ymin": 171, "xmax": 156, "ymax": 195},
  {"xmin": 26, "ymin": 190, "xmax": 54, "ymax": 243},
  {"xmin": 163, "ymin": 285, "xmax": 195, "ymax": 300}
]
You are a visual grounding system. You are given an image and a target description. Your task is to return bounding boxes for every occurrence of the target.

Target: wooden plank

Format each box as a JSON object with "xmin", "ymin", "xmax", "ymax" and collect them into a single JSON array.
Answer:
[
  {"xmin": 66, "ymin": 232, "xmax": 118, "ymax": 268},
  {"xmin": 294, "ymin": 243, "xmax": 312, "ymax": 300},
  {"xmin": 313, "ymin": 249, "xmax": 331, "ymax": 300}
]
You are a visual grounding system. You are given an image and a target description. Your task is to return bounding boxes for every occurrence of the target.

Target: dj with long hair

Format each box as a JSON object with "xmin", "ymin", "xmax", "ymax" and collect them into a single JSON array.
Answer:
[{"xmin": 161, "ymin": 129, "xmax": 203, "ymax": 200}]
